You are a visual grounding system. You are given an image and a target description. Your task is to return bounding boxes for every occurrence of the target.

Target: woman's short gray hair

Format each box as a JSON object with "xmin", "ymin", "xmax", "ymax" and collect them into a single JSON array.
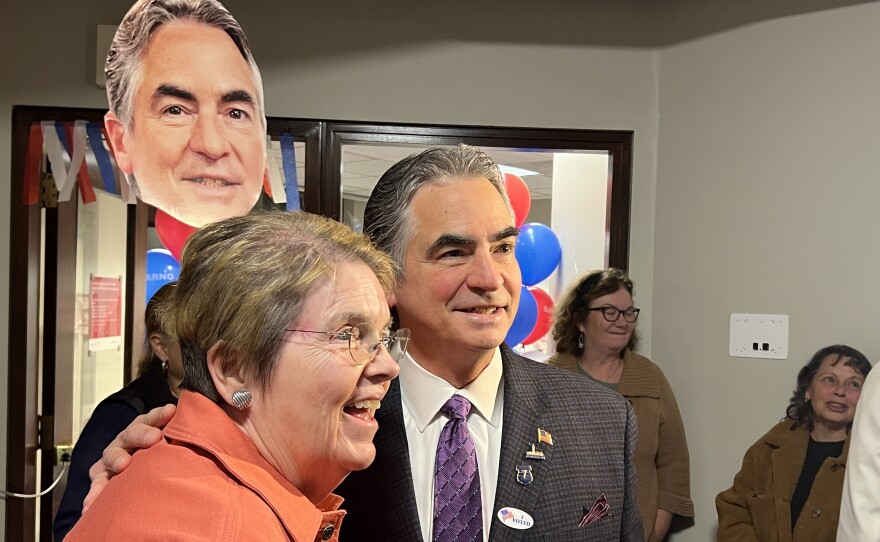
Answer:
[
  {"xmin": 163, "ymin": 210, "xmax": 396, "ymax": 403},
  {"xmin": 363, "ymin": 144, "xmax": 513, "ymax": 280},
  {"xmin": 106, "ymin": 0, "xmax": 265, "ymax": 128}
]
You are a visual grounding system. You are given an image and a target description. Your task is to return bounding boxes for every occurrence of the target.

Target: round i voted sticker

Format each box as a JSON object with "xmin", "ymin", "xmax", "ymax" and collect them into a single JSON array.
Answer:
[{"xmin": 497, "ymin": 507, "xmax": 534, "ymax": 530}]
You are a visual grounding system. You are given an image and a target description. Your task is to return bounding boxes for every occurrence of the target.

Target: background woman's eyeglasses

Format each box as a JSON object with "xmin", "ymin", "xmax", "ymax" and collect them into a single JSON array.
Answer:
[
  {"xmin": 286, "ymin": 327, "xmax": 411, "ymax": 364},
  {"xmin": 586, "ymin": 306, "xmax": 640, "ymax": 323}
]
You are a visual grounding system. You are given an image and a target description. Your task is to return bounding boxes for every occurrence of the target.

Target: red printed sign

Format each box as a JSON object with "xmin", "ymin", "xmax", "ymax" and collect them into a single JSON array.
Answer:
[{"xmin": 89, "ymin": 276, "xmax": 122, "ymax": 351}]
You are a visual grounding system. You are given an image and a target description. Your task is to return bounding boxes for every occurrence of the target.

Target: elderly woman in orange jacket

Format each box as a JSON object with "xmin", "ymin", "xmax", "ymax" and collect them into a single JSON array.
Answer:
[
  {"xmin": 716, "ymin": 344, "xmax": 872, "ymax": 542},
  {"xmin": 67, "ymin": 211, "xmax": 408, "ymax": 541},
  {"xmin": 549, "ymin": 268, "xmax": 694, "ymax": 542}
]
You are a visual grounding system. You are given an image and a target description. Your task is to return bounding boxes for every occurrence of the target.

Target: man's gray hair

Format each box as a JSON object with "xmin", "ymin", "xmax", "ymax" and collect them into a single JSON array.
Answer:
[
  {"xmin": 363, "ymin": 144, "xmax": 513, "ymax": 280},
  {"xmin": 106, "ymin": 0, "xmax": 265, "ymax": 128}
]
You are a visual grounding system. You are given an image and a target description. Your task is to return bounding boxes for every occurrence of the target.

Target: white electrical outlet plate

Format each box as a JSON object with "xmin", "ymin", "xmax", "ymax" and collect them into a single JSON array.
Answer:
[{"xmin": 729, "ymin": 313, "xmax": 789, "ymax": 359}]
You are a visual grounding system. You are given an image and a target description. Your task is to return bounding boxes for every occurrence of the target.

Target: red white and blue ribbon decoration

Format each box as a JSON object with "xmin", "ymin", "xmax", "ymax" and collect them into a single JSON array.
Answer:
[
  {"xmin": 279, "ymin": 133, "xmax": 300, "ymax": 211},
  {"xmin": 38, "ymin": 121, "xmax": 97, "ymax": 203},
  {"xmin": 87, "ymin": 122, "xmax": 117, "ymax": 195},
  {"xmin": 41, "ymin": 121, "xmax": 69, "ymax": 194},
  {"xmin": 23, "ymin": 124, "xmax": 43, "ymax": 205},
  {"xmin": 62, "ymin": 121, "xmax": 96, "ymax": 203},
  {"xmin": 265, "ymin": 134, "xmax": 285, "ymax": 204}
]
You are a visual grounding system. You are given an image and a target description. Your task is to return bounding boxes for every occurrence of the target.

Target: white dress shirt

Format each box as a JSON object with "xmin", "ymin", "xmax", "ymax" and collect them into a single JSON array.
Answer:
[
  {"xmin": 838, "ymin": 368, "xmax": 880, "ymax": 540},
  {"xmin": 399, "ymin": 348, "xmax": 504, "ymax": 542}
]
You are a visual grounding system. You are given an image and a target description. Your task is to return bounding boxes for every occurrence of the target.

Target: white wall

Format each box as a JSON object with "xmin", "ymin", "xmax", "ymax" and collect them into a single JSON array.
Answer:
[
  {"xmin": 1, "ymin": 2, "xmax": 659, "ymax": 538},
  {"xmin": 654, "ymin": 3, "xmax": 880, "ymax": 540}
]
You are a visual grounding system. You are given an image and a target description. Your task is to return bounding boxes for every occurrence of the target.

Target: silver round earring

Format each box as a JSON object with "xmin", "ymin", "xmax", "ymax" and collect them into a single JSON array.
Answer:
[
  {"xmin": 578, "ymin": 333, "xmax": 585, "ymax": 349},
  {"xmin": 231, "ymin": 390, "xmax": 252, "ymax": 410}
]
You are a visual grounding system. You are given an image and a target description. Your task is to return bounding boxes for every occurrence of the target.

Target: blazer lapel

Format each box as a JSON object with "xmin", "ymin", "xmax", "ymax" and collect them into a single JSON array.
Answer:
[
  {"xmin": 490, "ymin": 347, "xmax": 554, "ymax": 542},
  {"xmin": 337, "ymin": 379, "xmax": 423, "ymax": 541},
  {"xmin": 376, "ymin": 379, "xmax": 423, "ymax": 539}
]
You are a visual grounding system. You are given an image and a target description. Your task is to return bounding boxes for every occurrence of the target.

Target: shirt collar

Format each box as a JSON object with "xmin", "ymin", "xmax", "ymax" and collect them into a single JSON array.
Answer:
[{"xmin": 399, "ymin": 347, "xmax": 503, "ymax": 432}]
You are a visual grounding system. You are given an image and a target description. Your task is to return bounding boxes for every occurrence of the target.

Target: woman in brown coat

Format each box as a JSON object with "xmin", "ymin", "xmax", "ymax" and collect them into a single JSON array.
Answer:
[
  {"xmin": 716, "ymin": 345, "xmax": 872, "ymax": 542},
  {"xmin": 549, "ymin": 269, "xmax": 694, "ymax": 541}
]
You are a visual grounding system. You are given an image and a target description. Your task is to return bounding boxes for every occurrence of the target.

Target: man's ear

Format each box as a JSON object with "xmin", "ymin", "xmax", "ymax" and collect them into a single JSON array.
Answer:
[
  {"xmin": 104, "ymin": 111, "xmax": 133, "ymax": 175},
  {"xmin": 149, "ymin": 332, "xmax": 170, "ymax": 363},
  {"xmin": 206, "ymin": 342, "xmax": 247, "ymax": 406}
]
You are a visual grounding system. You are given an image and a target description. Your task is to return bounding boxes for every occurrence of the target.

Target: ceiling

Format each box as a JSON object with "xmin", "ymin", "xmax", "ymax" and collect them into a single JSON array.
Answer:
[{"xmin": 239, "ymin": 0, "xmax": 877, "ymax": 60}]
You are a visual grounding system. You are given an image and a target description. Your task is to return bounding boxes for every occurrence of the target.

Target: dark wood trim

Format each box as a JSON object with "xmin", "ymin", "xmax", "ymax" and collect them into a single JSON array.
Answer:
[
  {"xmin": 125, "ymin": 201, "xmax": 150, "ymax": 381},
  {"xmin": 608, "ymin": 136, "xmax": 633, "ymax": 270},
  {"xmin": 323, "ymin": 121, "xmax": 634, "ymax": 270},
  {"xmin": 6, "ymin": 106, "xmax": 107, "ymax": 542},
  {"xmin": 42, "ymin": 193, "xmax": 79, "ymax": 540},
  {"xmin": 6, "ymin": 106, "xmax": 43, "ymax": 542}
]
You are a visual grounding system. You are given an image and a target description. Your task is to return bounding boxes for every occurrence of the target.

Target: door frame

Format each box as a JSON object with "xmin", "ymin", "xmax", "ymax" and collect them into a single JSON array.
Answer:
[{"xmin": 323, "ymin": 121, "xmax": 633, "ymax": 269}]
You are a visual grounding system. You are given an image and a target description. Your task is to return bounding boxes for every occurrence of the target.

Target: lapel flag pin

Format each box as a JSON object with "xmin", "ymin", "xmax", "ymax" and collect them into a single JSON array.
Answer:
[
  {"xmin": 525, "ymin": 443, "xmax": 545, "ymax": 460},
  {"xmin": 538, "ymin": 428, "xmax": 553, "ymax": 445}
]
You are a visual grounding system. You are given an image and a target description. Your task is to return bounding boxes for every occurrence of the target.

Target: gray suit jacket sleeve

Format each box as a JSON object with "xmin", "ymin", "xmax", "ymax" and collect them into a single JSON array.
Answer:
[{"xmin": 336, "ymin": 346, "xmax": 643, "ymax": 542}]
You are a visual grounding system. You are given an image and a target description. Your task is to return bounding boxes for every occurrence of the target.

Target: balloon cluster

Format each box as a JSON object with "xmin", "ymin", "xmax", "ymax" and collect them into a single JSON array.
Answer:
[
  {"xmin": 146, "ymin": 209, "xmax": 196, "ymax": 302},
  {"xmin": 502, "ymin": 173, "xmax": 561, "ymax": 347},
  {"xmin": 145, "ymin": 249, "xmax": 179, "ymax": 303},
  {"xmin": 155, "ymin": 209, "xmax": 197, "ymax": 262}
]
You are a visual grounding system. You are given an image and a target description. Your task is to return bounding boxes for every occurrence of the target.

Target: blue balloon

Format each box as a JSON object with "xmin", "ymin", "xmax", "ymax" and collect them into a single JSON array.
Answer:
[
  {"xmin": 515, "ymin": 223, "xmax": 562, "ymax": 286},
  {"xmin": 146, "ymin": 249, "xmax": 180, "ymax": 303},
  {"xmin": 505, "ymin": 286, "xmax": 538, "ymax": 347}
]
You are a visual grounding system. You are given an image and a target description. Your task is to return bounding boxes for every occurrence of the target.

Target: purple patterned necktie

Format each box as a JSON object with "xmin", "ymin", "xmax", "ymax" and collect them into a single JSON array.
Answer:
[{"xmin": 432, "ymin": 395, "xmax": 483, "ymax": 542}]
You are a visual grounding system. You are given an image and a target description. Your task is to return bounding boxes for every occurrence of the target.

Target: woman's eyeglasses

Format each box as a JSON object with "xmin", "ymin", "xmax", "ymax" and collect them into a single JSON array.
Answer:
[
  {"xmin": 286, "ymin": 326, "xmax": 411, "ymax": 365},
  {"xmin": 586, "ymin": 306, "xmax": 640, "ymax": 323}
]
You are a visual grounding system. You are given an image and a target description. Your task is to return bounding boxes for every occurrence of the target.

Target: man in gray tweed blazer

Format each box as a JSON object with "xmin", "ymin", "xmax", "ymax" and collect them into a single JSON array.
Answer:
[{"xmin": 336, "ymin": 145, "xmax": 642, "ymax": 541}]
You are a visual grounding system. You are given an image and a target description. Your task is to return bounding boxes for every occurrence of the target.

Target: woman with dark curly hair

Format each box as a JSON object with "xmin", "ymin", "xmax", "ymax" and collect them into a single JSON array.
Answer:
[
  {"xmin": 548, "ymin": 268, "xmax": 693, "ymax": 541},
  {"xmin": 716, "ymin": 344, "xmax": 872, "ymax": 541}
]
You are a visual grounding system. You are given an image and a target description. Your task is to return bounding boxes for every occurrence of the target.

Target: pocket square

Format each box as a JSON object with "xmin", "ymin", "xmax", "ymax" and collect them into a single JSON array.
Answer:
[{"xmin": 578, "ymin": 493, "xmax": 609, "ymax": 527}]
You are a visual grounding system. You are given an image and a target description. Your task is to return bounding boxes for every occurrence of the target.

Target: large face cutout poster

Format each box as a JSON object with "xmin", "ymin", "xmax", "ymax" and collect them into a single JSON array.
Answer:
[{"xmin": 104, "ymin": 0, "xmax": 272, "ymax": 230}]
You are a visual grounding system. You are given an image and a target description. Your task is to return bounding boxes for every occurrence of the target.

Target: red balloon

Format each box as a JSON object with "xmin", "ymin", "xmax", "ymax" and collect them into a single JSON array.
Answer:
[
  {"xmin": 155, "ymin": 209, "xmax": 197, "ymax": 262},
  {"xmin": 522, "ymin": 287, "xmax": 554, "ymax": 345},
  {"xmin": 503, "ymin": 172, "xmax": 531, "ymax": 227}
]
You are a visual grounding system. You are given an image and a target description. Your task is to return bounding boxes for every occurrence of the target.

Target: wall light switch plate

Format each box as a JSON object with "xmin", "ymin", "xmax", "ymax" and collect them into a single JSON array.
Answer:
[{"xmin": 729, "ymin": 313, "xmax": 789, "ymax": 359}]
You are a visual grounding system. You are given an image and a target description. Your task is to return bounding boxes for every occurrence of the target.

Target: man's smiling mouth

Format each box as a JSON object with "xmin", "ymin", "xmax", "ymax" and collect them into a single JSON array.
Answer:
[
  {"xmin": 184, "ymin": 177, "xmax": 238, "ymax": 187},
  {"xmin": 465, "ymin": 307, "xmax": 500, "ymax": 315}
]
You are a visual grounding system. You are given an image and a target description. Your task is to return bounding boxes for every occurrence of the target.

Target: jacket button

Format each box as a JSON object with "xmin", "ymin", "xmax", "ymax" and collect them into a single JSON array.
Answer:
[
  {"xmin": 811, "ymin": 508, "xmax": 821, "ymax": 518},
  {"xmin": 321, "ymin": 524, "xmax": 335, "ymax": 540}
]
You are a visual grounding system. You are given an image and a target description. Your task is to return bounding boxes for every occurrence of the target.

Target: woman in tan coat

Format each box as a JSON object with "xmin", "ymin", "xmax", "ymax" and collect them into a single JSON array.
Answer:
[
  {"xmin": 716, "ymin": 345, "xmax": 872, "ymax": 542},
  {"xmin": 549, "ymin": 269, "xmax": 693, "ymax": 541}
]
